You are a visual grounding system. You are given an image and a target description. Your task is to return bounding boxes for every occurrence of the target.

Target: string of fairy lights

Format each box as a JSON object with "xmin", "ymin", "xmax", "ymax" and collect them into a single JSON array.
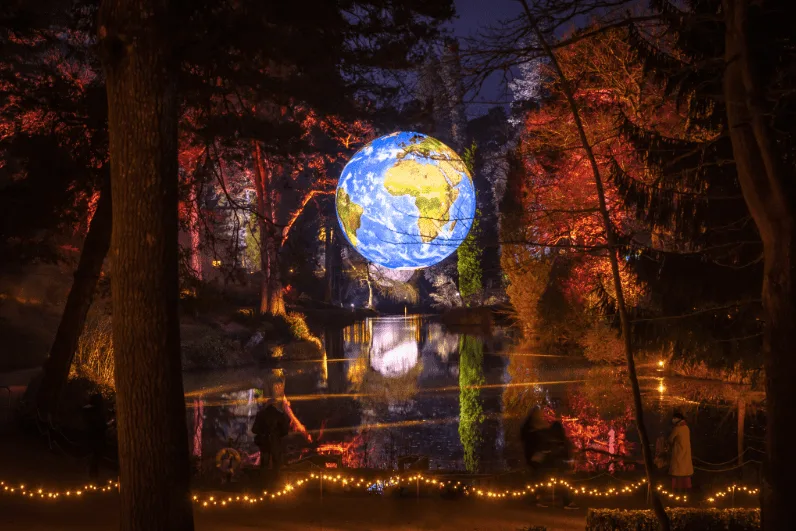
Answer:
[{"xmin": 0, "ymin": 474, "xmax": 760, "ymax": 509}]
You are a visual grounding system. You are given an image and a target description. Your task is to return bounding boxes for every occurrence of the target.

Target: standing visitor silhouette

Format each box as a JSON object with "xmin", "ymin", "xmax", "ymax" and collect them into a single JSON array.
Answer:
[
  {"xmin": 668, "ymin": 411, "xmax": 693, "ymax": 493},
  {"xmin": 252, "ymin": 397, "xmax": 289, "ymax": 485},
  {"xmin": 521, "ymin": 406, "xmax": 578, "ymax": 509}
]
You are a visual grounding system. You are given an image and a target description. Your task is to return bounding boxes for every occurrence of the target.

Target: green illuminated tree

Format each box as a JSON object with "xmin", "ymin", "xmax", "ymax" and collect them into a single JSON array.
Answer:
[
  {"xmin": 457, "ymin": 143, "xmax": 483, "ymax": 304},
  {"xmin": 458, "ymin": 335, "xmax": 485, "ymax": 472}
]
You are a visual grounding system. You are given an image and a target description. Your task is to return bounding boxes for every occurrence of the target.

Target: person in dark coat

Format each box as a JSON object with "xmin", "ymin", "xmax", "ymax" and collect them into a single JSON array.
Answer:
[
  {"xmin": 82, "ymin": 393, "xmax": 108, "ymax": 480},
  {"xmin": 252, "ymin": 399, "xmax": 289, "ymax": 482},
  {"xmin": 521, "ymin": 407, "xmax": 578, "ymax": 509},
  {"xmin": 521, "ymin": 406, "xmax": 550, "ymax": 471},
  {"xmin": 543, "ymin": 421, "xmax": 577, "ymax": 509}
]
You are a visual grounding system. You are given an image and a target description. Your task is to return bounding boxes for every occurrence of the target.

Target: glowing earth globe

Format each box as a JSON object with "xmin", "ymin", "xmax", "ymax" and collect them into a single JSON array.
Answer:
[{"xmin": 335, "ymin": 132, "xmax": 476, "ymax": 269}]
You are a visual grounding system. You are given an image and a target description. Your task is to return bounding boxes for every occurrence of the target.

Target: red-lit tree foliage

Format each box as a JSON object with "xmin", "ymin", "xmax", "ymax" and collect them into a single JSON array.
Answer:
[
  {"xmin": 511, "ymin": 29, "xmax": 666, "ymax": 344},
  {"xmin": 1, "ymin": 6, "xmax": 108, "ymax": 261},
  {"xmin": 520, "ymin": 15, "xmax": 669, "ymax": 526},
  {"xmin": 542, "ymin": 394, "xmax": 635, "ymax": 473},
  {"xmin": 179, "ymin": 105, "xmax": 373, "ymax": 315},
  {"xmin": 1, "ymin": 5, "xmax": 113, "ymax": 414},
  {"xmin": 511, "ymin": 25, "xmax": 760, "ymax": 361}
]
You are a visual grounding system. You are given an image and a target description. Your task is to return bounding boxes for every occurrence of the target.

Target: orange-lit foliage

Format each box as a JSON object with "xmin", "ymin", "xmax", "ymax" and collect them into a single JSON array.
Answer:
[
  {"xmin": 280, "ymin": 112, "xmax": 374, "ymax": 243},
  {"xmin": 513, "ymin": 30, "xmax": 690, "ymax": 320}
]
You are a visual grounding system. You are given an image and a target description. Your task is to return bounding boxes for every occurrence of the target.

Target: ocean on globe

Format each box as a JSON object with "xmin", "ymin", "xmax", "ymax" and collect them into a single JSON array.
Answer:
[{"xmin": 335, "ymin": 132, "xmax": 476, "ymax": 270}]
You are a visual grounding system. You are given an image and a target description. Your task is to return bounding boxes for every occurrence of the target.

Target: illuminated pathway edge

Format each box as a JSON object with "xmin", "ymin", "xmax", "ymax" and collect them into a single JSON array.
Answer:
[{"xmin": 0, "ymin": 474, "xmax": 759, "ymax": 508}]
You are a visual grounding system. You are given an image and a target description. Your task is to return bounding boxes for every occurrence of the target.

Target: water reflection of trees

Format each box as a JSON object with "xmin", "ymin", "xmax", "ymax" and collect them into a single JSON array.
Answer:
[
  {"xmin": 459, "ymin": 335, "xmax": 486, "ymax": 472},
  {"xmin": 502, "ymin": 358, "xmax": 635, "ymax": 472},
  {"xmin": 552, "ymin": 392, "xmax": 634, "ymax": 472},
  {"xmin": 501, "ymin": 345, "xmax": 547, "ymax": 466},
  {"xmin": 576, "ymin": 367, "xmax": 764, "ymax": 471}
]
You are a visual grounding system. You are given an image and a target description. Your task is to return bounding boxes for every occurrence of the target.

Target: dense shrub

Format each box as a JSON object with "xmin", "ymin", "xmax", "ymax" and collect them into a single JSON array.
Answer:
[
  {"xmin": 181, "ymin": 332, "xmax": 253, "ymax": 370},
  {"xmin": 586, "ymin": 508, "xmax": 760, "ymax": 531},
  {"xmin": 284, "ymin": 311, "xmax": 322, "ymax": 350},
  {"xmin": 70, "ymin": 313, "xmax": 114, "ymax": 388}
]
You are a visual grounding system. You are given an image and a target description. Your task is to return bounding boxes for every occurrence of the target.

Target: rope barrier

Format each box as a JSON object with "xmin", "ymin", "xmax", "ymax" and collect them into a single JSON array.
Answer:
[
  {"xmin": 693, "ymin": 448, "xmax": 755, "ymax": 467},
  {"xmin": 694, "ymin": 460, "xmax": 762, "ymax": 473}
]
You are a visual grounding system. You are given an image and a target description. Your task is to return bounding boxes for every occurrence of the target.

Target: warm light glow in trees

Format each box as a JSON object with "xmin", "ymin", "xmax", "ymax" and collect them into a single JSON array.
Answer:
[{"xmin": 508, "ymin": 29, "xmax": 695, "ymax": 333}]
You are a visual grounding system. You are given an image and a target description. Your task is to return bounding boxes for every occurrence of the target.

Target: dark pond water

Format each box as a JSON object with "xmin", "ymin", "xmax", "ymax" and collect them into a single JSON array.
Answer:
[{"xmin": 183, "ymin": 316, "xmax": 764, "ymax": 479}]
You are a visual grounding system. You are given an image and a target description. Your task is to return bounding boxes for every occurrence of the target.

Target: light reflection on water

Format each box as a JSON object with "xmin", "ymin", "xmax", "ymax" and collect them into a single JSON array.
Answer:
[{"xmin": 184, "ymin": 316, "xmax": 763, "ymax": 478}]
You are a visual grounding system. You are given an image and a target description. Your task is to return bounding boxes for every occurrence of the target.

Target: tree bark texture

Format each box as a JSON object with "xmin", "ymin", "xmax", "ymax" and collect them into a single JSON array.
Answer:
[
  {"xmin": 366, "ymin": 264, "xmax": 373, "ymax": 309},
  {"xmin": 519, "ymin": 2, "xmax": 670, "ymax": 529},
  {"xmin": 188, "ymin": 183, "xmax": 202, "ymax": 280},
  {"xmin": 251, "ymin": 142, "xmax": 285, "ymax": 316},
  {"xmin": 36, "ymin": 183, "xmax": 112, "ymax": 416},
  {"xmin": 98, "ymin": 1, "xmax": 194, "ymax": 530},
  {"xmin": 266, "ymin": 228, "xmax": 286, "ymax": 316},
  {"xmin": 723, "ymin": 1, "xmax": 796, "ymax": 528},
  {"xmin": 252, "ymin": 142, "xmax": 270, "ymax": 314}
]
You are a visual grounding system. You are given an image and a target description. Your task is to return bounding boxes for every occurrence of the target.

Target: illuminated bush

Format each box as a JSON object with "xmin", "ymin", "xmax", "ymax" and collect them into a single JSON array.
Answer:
[
  {"xmin": 285, "ymin": 311, "xmax": 322, "ymax": 350},
  {"xmin": 70, "ymin": 312, "xmax": 114, "ymax": 389},
  {"xmin": 458, "ymin": 335, "xmax": 485, "ymax": 473}
]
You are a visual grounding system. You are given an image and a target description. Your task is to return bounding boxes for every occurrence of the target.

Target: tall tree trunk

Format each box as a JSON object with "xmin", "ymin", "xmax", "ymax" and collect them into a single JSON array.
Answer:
[
  {"xmin": 251, "ymin": 142, "xmax": 284, "ymax": 315},
  {"xmin": 266, "ymin": 225, "xmax": 286, "ymax": 316},
  {"xmin": 722, "ymin": 2, "xmax": 796, "ymax": 528},
  {"xmin": 36, "ymin": 182, "xmax": 112, "ymax": 416},
  {"xmin": 325, "ymin": 222, "xmax": 335, "ymax": 305},
  {"xmin": 188, "ymin": 183, "xmax": 202, "ymax": 280},
  {"xmin": 520, "ymin": 2, "xmax": 670, "ymax": 528},
  {"xmin": 98, "ymin": 1, "xmax": 194, "ymax": 530},
  {"xmin": 366, "ymin": 263, "xmax": 373, "ymax": 309},
  {"xmin": 252, "ymin": 142, "xmax": 270, "ymax": 314}
]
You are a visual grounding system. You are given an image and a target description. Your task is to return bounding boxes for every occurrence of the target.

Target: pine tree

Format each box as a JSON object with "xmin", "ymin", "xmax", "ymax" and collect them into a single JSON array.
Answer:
[{"xmin": 629, "ymin": 2, "xmax": 796, "ymax": 527}]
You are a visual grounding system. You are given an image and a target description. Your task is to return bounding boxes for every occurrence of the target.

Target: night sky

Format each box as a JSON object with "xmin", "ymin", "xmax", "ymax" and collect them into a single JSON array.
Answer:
[
  {"xmin": 451, "ymin": 0, "xmax": 520, "ymax": 39},
  {"xmin": 451, "ymin": 0, "xmax": 522, "ymax": 116}
]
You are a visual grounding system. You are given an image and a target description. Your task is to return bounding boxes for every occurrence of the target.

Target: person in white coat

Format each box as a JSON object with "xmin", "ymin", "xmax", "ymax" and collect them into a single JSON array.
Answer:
[{"xmin": 668, "ymin": 411, "xmax": 694, "ymax": 492}]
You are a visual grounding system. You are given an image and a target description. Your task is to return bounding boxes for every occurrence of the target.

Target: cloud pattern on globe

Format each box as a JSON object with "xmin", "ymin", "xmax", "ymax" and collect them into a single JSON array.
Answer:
[{"xmin": 336, "ymin": 132, "xmax": 476, "ymax": 269}]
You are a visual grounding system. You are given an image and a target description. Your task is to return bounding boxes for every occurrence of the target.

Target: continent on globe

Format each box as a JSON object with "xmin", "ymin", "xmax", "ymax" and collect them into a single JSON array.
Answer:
[
  {"xmin": 335, "ymin": 131, "xmax": 476, "ymax": 270},
  {"xmin": 336, "ymin": 188, "xmax": 364, "ymax": 247},
  {"xmin": 384, "ymin": 159, "xmax": 459, "ymax": 243}
]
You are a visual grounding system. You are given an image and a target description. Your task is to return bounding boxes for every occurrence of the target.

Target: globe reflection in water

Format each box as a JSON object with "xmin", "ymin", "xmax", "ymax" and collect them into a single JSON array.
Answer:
[
  {"xmin": 184, "ymin": 314, "xmax": 759, "ymax": 479},
  {"xmin": 368, "ymin": 317, "xmax": 420, "ymax": 377}
]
